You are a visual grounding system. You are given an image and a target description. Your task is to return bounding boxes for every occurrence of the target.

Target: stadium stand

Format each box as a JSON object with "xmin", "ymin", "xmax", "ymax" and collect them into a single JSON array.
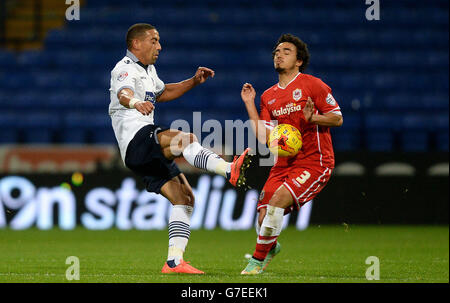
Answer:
[{"xmin": 1, "ymin": 0, "xmax": 448, "ymax": 151}]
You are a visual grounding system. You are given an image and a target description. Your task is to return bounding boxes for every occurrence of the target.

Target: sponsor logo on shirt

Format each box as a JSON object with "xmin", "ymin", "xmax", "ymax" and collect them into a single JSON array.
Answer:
[
  {"xmin": 272, "ymin": 103, "xmax": 302, "ymax": 117},
  {"xmin": 326, "ymin": 93, "xmax": 336, "ymax": 105},
  {"xmin": 144, "ymin": 91, "xmax": 156, "ymax": 104},
  {"xmin": 117, "ymin": 71, "xmax": 128, "ymax": 81}
]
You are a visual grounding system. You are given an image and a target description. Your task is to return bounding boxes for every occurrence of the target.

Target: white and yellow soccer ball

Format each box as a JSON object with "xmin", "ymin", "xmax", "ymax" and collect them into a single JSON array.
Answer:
[{"xmin": 268, "ymin": 124, "xmax": 302, "ymax": 157}]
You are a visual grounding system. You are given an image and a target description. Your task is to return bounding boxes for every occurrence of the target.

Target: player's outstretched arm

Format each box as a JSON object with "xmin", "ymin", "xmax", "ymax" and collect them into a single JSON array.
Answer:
[
  {"xmin": 303, "ymin": 98, "xmax": 343, "ymax": 127},
  {"xmin": 157, "ymin": 67, "xmax": 215, "ymax": 102},
  {"xmin": 241, "ymin": 83, "xmax": 270, "ymax": 144},
  {"xmin": 118, "ymin": 88, "xmax": 154, "ymax": 116}
]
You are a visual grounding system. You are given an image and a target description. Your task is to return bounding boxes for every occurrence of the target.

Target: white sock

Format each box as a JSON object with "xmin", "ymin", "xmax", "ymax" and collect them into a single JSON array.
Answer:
[
  {"xmin": 183, "ymin": 142, "xmax": 231, "ymax": 177},
  {"xmin": 167, "ymin": 205, "xmax": 193, "ymax": 266}
]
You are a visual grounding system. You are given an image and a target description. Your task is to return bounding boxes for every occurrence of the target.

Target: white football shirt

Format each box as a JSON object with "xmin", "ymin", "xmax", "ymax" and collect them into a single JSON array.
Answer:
[{"xmin": 109, "ymin": 50, "xmax": 165, "ymax": 162}]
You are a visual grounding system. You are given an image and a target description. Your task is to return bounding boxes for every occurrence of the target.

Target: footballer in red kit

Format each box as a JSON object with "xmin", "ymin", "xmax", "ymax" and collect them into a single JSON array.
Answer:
[
  {"xmin": 240, "ymin": 34, "xmax": 343, "ymax": 275},
  {"xmin": 259, "ymin": 72, "xmax": 341, "ymax": 211}
]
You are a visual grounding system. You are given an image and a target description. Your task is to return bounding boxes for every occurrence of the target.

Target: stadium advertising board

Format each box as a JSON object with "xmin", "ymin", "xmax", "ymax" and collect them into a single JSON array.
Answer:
[
  {"xmin": 0, "ymin": 173, "xmax": 312, "ymax": 231},
  {"xmin": 0, "ymin": 149, "xmax": 447, "ymax": 230}
]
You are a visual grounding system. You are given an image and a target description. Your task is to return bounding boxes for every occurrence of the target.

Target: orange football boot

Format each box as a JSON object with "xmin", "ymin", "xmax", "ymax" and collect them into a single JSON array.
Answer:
[
  {"xmin": 227, "ymin": 147, "xmax": 252, "ymax": 189},
  {"xmin": 161, "ymin": 260, "xmax": 205, "ymax": 274}
]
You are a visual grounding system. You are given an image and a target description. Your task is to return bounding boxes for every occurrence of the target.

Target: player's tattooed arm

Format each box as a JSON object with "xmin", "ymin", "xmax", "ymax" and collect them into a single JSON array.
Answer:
[
  {"xmin": 303, "ymin": 98, "xmax": 343, "ymax": 127},
  {"xmin": 157, "ymin": 67, "xmax": 215, "ymax": 102},
  {"xmin": 117, "ymin": 88, "xmax": 154, "ymax": 116},
  {"xmin": 241, "ymin": 83, "xmax": 271, "ymax": 144}
]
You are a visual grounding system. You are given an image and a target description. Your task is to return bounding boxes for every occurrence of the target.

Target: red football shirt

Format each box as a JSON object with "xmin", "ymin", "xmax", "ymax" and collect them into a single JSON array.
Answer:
[{"xmin": 260, "ymin": 72, "xmax": 341, "ymax": 168}]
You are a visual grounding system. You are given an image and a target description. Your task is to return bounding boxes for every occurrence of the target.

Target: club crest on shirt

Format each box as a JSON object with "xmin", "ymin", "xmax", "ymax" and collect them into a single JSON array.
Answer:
[
  {"xmin": 117, "ymin": 71, "xmax": 128, "ymax": 81},
  {"xmin": 293, "ymin": 88, "xmax": 302, "ymax": 101},
  {"xmin": 326, "ymin": 93, "xmax": 336, "ymax": 105}
]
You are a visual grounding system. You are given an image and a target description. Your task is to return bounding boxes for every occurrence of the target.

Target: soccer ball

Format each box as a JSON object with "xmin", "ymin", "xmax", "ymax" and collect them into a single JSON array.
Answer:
[{"xmin": 268, "ymin": 124, "xmax": 302, "ymax": 157}]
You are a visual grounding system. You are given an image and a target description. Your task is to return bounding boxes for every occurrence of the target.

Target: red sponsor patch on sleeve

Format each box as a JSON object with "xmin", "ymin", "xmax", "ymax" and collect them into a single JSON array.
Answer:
[{"xmin": 117, "ymin": 71, "xmax": 128, "ymax": 81}]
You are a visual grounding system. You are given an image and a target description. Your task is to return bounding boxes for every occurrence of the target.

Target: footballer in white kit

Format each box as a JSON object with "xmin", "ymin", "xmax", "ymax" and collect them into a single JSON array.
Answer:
[{"xmin": 108, "ymin": 23, "xmax": 252, "ymax": 274}]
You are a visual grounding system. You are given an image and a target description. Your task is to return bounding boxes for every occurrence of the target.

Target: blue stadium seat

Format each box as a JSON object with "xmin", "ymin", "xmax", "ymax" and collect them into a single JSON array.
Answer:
[
  {"xmin": 433, "ymin": 114, "xmax": 449, "ymax": 131},
  {"xmin": 330, "ymin": 113, "xmax": 362, "ymax": 151},
  {"xmin": 400, "ymin": 114, "xmax": 431, "ymax": 131},
  {"xmin": 46, "ymin": 90, "xmax": 80, "ymax": 109},
  {"xmin": 436, "ymin": 131, "xmax": 449, "ymax": 151},
  {"xmin": 0, "ymin": 50, "xmax": 17, "ymax": 68},
  {"xmin": 0, "ymin": 129, "xmax": 20, "ymax": 143},
  {"xmin": 23, "ymin": 130, "xmax": 54, "ymax": 143},
  {"xmin": 0, "ymin": 0, "xmax": 447, "ymax": 149},
  {"xmin": 32, "ymin": 71, "xmax": 69, "ymax": 89},
  {"xmin": 63, "ymin": 112, "xmax": 111, "ymax": 129},
  {"xmin": 79, "ymin": 90, "xmax": 110, "ymax": 109},
  {"xmin": 17, "ymin": 50, "xmax": 52, "ymax": 67},
  {"xmin": 12, "ymin": 112, "xmax": 60, "ymax": 143},
  {"xmin": 156, "ymin": 110, "xmax": 194, "ymax": 127},
  {"xmin": 365, "ymin": 113, "xmax": 401, "ymax": 132},
  {"xmin": 60, "ymin": 129, "xmax": 88, "ymax": 144},
  {"xmin": 0, "ymin": 112, "xmax": 21, "ymax": 143},
  {"xmin": 63, "ymin": 111, "xmax": 113, "ymax": 144},
  {"xmin": 17, "ymin": 112, "xmax": 60, "ymax": 129},
  {"xmin": 366, "ymin": 131, "xmax": 395, "ymax": 152},
  {"xmin": 91, "ymin": 128, "xmax": 117, "ymax": 144},
  {"xmin": 400, "ymin": 131, "xmax": 429, "ymax": 152},
  {"xmin": 0, "ymin": 112, "xmax": 18, "ymax": 127},
  {"xmin": 421, "ymin": 94, "xmax": 449, "ymax": 110},
  {"xmin": 331, "ymin": 129, "xmax": 361, "ymax": 151},
  {"xmin": 0, "ymin": 71, "xmax": 32, "ymax": 89}
]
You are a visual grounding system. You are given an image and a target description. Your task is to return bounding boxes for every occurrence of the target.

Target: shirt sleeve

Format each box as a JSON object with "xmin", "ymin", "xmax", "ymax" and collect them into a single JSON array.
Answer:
[
  {"xmin": 259, "ymin": 96, "xmax": 275, "ymax": 130},
  {"xmin": 112, "ymin": 65, "xmax": 137, "ymax": 95},
  {"xmin": 153, "ymin": 67, "xmax": 165, "ymax": 97},
  {"xmin": 310, "ymin": 78, "xmax": 342, "ymax": 116}
]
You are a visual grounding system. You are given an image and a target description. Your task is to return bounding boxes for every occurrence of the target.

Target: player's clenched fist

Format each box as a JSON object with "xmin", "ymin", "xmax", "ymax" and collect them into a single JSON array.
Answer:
[
  {"xmin": 241, "ymin": 83, "xmax": 256, "ymax": 104},
  {"xmin": 193, "ymin": 67, "xmax": 215, "ymax": 85},
  {"xmin": 135, "ymin": 101, "xmax": 155, "ymax": 116}
]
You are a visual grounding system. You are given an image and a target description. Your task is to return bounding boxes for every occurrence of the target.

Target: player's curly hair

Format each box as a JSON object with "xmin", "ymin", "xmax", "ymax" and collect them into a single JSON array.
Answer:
[
  {"xmin": 126, "ymin": 23, "xmax": 156, "ymax": 49},
  {"xmin": 272, "ymin": 34, "xmax": 310, "ymax": 72}
]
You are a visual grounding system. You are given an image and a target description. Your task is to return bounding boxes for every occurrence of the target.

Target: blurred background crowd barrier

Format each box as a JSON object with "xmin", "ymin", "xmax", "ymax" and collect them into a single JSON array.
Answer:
[{"xmin": 0, "ymin": 0, "xmax": 448, "ymax": 229}]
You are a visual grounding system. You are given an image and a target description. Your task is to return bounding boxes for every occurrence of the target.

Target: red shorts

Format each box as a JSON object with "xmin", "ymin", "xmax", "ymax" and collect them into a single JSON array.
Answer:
[{"xmin": 257, "ymin": 165, "xmax": 333, "ymax": 213}]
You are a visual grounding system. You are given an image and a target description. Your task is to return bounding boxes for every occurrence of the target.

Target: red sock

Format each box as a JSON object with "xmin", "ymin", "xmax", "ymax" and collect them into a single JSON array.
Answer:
[{"xmin": 253, "ymin": 236, "xmax": 278, "ymax": 261}]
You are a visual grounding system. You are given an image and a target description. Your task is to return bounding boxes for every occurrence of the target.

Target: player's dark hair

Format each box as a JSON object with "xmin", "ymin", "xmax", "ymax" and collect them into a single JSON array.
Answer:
[
  {"xmin": 272, "ymin": 34, "xmax": 310, "ymax": 72},
  {"xmin": 126, "ymin": 23, "xmax": 156, "ymax": 49}
]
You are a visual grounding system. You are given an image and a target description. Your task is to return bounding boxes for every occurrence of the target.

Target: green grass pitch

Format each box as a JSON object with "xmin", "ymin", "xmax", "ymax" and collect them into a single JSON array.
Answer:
[{"xmin": 0, "ymin": 225, "xmax": 448, "ymax": 283}]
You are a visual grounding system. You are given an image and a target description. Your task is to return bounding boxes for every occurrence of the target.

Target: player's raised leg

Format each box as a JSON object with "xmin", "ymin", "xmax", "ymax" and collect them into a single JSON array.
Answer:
[
  {"xmin": 157, "ymin": 129, "xmax": 252, "ymax": 188},
  {"xmin": 241, "ymin": 185, "xmax": 293, "ymax": 275},
  {"xmin": 160, "ymin": 174, "xmax": 204, "ymax": 274}
]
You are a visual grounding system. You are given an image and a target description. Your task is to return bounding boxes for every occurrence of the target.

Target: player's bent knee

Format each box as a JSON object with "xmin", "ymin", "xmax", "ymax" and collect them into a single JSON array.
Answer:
[
  {"xmin": 178, "ymin": 132, "xmax": 198, "ymax": 149},
  {"xmin": 186, "ymin": 132, "xmax": 198, "ymax": 145}
]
